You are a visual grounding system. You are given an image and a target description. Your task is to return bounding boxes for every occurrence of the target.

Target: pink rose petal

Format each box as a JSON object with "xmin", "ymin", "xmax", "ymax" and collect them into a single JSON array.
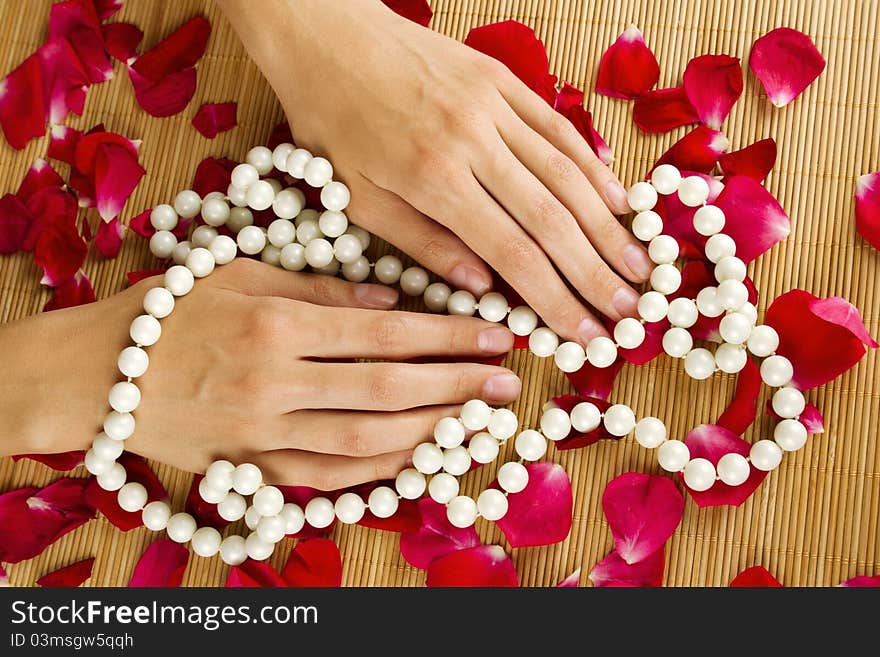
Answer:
[
  {"xmin": 129, "ymin": 538, "xmax": 189, "ymax": 587},
  {"xmin": 730, "ymin": 565, "xmax": 782, "ymax": 587},
  {"xmin": 749, "ymin": 28, "xmax": 825, "ymax": 108},
  {"xmin": 715, "ymin": 358, "xmax": 761, "ymax": 434},
  {"xmin": 102, "ymin": 22, "xmax": 143, "ymax": 62},
  {"xmin": 602, "ymin": 472, "xmax": 684, "ymax": 564},
  {"xmin": 85, "ymin": 453, "xmax": 168, "ymax": 531},
  {"xmin": 12, "ymin": 451, "xmax": 85, "ymax": 470},
  {"xmin": 38, "ymin": 38, "xmax": 90, "ymax": 125},
  {"xmin": 855, "ymin": 172, "xmax": 880, "ymax": 251},
  {"xmin": 714, "ymin": 175, "xmax": 791, "ymax": 264},
  {"xmin": 95, "ymin": 216, "xmax": 125, "ymax": 257},
  {"xmin": 399, "ymin": 498, "xmax": 479, "ymax": 569},
  {"xmin": 381, "ymin": 0, "xmax": 433, "ymax": 26},
  {"xmin": 557, "ymin": 569, "xmax": 581, "ymax": 587},
  {"xmin": 551, "ymin": 394, "xmax": 615, "ymax": 450},
  {"xmin": 719, "ymin": 138, "xmax": 777, "ymax": 182},
  {"xmin": 48, "ymin": 0, "xmax": 112, "ymax": 84},
  {"xmin": 554, "ymin": 83, "xmax": 613, "ymax": 164},
  {"xmin": 765, "ymin": 399, "xmax": 824, "ymax": 434},
  {"xmin": 282, "ymin": 538, "xmax": 343, "ymax": 587},
  {"xmin": 426, "ymin": 545, "xmax": 518, "ymax": 587},
  {"xmin": 653, "ymin": 125, "xmax": 729, "ymax": 174},
  {"xmin": 192, "ymin": 102, "xmax": 237, "ymax": 139},
  {"xmin": 589, "ymin": 548, "xmax": 665, "ymax": 587},
  {"xmin": 683, "ymin": 54, "xmax": 743, "ymax": 129},
  {"xmin": 840, "ymin": 574, "xmax": 880, "ymax": 587},
  {"xmin": 596, "ymin": 24, "xmax": 660, "ymax": 99},
  {"xmin": 37, "ymin": 557, "xmax": 95, "ymax": 587},
  {"xmin": 682, "ymin": 424, "xmax": 767, "ymax": 507},
  {"xmin": 0, "ymin": 193, "xmax": 33, "ymax": 254},
  {"xmin": 44, "ymin": 270, "xmax": 96, "ymax": 311},
  {"xmin": 129, "ymin": 66, "xmax": 197, "ymax": 117},
  {"xmin": 632, "ymin": 86, "xmax": 699, "ymax": 134},
  {"xmin": 495, "ymin": 462, "xmax": 573, "ymax": 548},
  {"xmin": 0, "ymin": 52, "xmax": 46, "ymax": 149},
  {"xmin": 94, "ymin": 142, "xmax": 145, "ymax": 221},
  {"xmin": 185, "ymin": 474, "xmax": 229, "ymax": 530},
  {"xmin": 227, "ymin": 560, "xmax": 287, "ymax": 587},
  {"xmin": 131, "ymin": 16, "xmax": 211, "ymax": 82}
]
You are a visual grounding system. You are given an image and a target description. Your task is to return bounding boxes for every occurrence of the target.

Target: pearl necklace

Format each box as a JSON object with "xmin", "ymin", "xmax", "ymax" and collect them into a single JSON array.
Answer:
[{"xmin": 83, "ymin": 142, "xmax": 809, "ymax": 564}]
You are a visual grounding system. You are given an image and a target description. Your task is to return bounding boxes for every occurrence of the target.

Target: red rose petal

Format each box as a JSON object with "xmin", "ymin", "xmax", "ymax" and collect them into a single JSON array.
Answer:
[
  {"xmin": 495, "ymin": 462, "xmax": 573, "ymax": 548},
  {"xmin": 93, "ymin": 0, "xmax": 123, "ymax": 20},
  {"xmin": 95, "ymin": 216, "xmax": 125, "ymax": 257},
  {"xmin": 227, "ymin": 560, "xmax": 287, "ymax": 588},
  {"xmin": 855, "ymin": 172, "xmax": 880, "ymax": 251},
  {"xmin": 632, "ymin": 86, "xmax": 699, "ymax": 134},
  {"xmin": 426, "ymin": 545, "xmax": 518, "ymax": 587},
  {"xmin": 682, "ymin": 424, "xmax": 767, "ymax": 507},
  {"xmin": 653, "ymin": 125, "xmax": 729, "ymax": 174},
  {"xmin": 94, "ymin": 142, "xmax": 145, "ymax": 221},
  {"xmin": 48, "ymin": 0, "xmax": 112, "ymax": 84},
  {"xmin": 381, "ymin": 0, "xmax": 433, "ymax": 26},
  {"xmin": 12, "ymin": 451, "xmax": 85, "ymax": 470},
  {"xmin": 620, "ymin": 319, "xmax": 668, "ymax": 365},
  {"xmin": 85, "ymin": 452, "xmax": 168, "ymax": 531},
  {"xmin": 714, "ymin": 175, "xmax": 790, "ymax": 264},
  {"xmin": 44, "ymin": 270, "xmax": 96, "ymax": 311},
  {"xmin": 563, "ymin": 357, "xmax": 624, "ymax": 400},
  {"xmin": 102, "ymin": 22, "xmax": 143, "ymax": 62},
  {"xmin": 557, "ymin": 569, "xmax": 581, "ymax": 587},
  {"xmin": 132, "ymin": 16, "xmax": 211, "ymax": 82},
  {"xmin": 730, "ymin": 565, "xmax": 782, "ymax": 587},
  {"xmin": 193, "ymin": 157, "xmax": 238, "ymax": 197},
  {"xmin": 400, "ymin": 498, "xmax": 479, "ymax": 569},
  {"xmin": 602, "ymin": 472, "xmax": 684, "ymax": 564},
  {"xmin": 38, "ymin": 38, "xmax": 90, "ymax": 125},
  {"xmin": 18, "ymin": 158, "xmax": 65, "ymax": 205},
  {"xmin": 128, "ymin": 209, "xmax": 154, "ymax": 239},
  {"xmin": 749, "ymin": 28, "xmax": 825, "ymax": 108},
  {"xmin": 129, "ymin": 66, "xmax": 197, "ymax": 117},
  {"xmin": 719, "ymin": 138, "xmax": 777, "ymax": 182},
  {"xmin": 0, "ymin": 478, "xmax": 95, "ymax": 563},
  {"xmin": 350, "ymin": 482, "xmax": 421, "ymax": 533},
  {"xmin": 682, "ymin": 54, "xmax": 743, "ymax": 129},
  {"xmin": 715, "ymin": 358, "xmax": 761, "ymax": 434},
  {"xmin": 840, "ymin": 574, "xmax": 880, "ymax": 587},
  {"xmin": 552, "ymin": 394, "xmax": 615, "ymax": 450},
  {"xmin": 655, "ymin": 173, "xmax": 724, "ymax": 259},
  {"xmin": 554, "ymin": 83, "xmax": 614, "ymax": 164},
  {"xmin": 37, "ymin": 557, "xmax": 95, "ymax": 587},
  {"xmin": 129, "ymin": 538, "xmax": 188, "ymax": 587},
  {"xmin": 185, "ymin": 475, "xmax": 229, "ymax": 530},
  {"xmin": 589, "ymin": 548, "xmax": 665, "ymax": 587},
  {"xmin": 0, "ymin": 193, "xmax": 33, "ymax": 254},
  {"xmin": 74, "ymin": 130, "xmax": 140, "ymax": 177},
  {"xmin": 811, "ymin": 292, "xmax": 879, "ymax": 349},
  {"xmin": 48, "ymin": 125, "xmax": 82, "ymax": 165},
  {"xmin": 126, "ymin": 268, "xmax": 165, "ymax": 285},
  {"xmin": 282, "ymin": 538, "xmax": 343, "ymax": 587},
  {"xmin": 267, "ymin": 120, "xmax": 293, "ymax": 150},
  {"xmin": 192, "ymin": 102, "xmax": 237, "ymax": 139},
  {"xmin": 277, "ymin": 486, "xmax": 336, "ymax": 538},
  {"xmin": 29, "ymin": 187, "xmax": 86, "ymax": 286},
  {"xmin": 465, "ymin": 20, "xmax": 557, "ymax": 105},
  {"xmin": 0, "ymin": 52, "xmax": 46, "ymax": 149},
  {"xmin": 596, "ymin": 25, "xmax": 660, "ymax": 99}
]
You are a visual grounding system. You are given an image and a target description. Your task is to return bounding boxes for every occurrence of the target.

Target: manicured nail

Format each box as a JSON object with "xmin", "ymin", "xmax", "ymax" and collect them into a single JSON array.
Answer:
[
  {"xmin": 478, "ymin": 327, "xmax": 514, "ymax": 353},
  {"xmin": 482, "ymin": 373, "xmax": 521, "ymax": 402},
  {"xmin": 612, "ymin": 286, "xmax": 640, "ymax": 318},
  {"xmin": 605, "ymin": 180, "xmax": 630, "ymax": 214},
  {"xmin": 450, "ymin": 265, "xmax": 492, "ymax": 297},
  {"xmin": 624, "ymin": 243, "xmax": 654, "ymax": 280},
  {"xmin": 355, "ymin": 284, "xmax": 399, "ymax": 308},
  {"xmin": 578, "ymin": 318, "xmax": 609, "ymax": 344}
]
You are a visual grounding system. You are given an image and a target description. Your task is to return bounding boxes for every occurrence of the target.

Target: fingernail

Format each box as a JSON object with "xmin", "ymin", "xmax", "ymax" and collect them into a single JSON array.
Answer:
[
  {"xmin": 624, "ymin": 244, "xmax": 654, "ymax": 280},
  {"xmin": 482, "ymin": 373, "xmax": 521, "ymax": 402},
  {"xmin": 355, "ymin": 284, "xmax": 399, "ymax": 308},
  {"xmin": 478, "ymin": 327, "xmax": 514, "ymax": 353},
  {"xmin": 605, "ymin": 180, "xmax": 630, "ymax": 214},
  {"xmin": 578, "ymin": 318, "xmax": 608, "ymax": 344},
  {"xmin": 449, "ymin": 265, "xmax": 492, "ymax": 297},
  {"xmin": 612, "ymin": 286, "xmax": 640, "ymax": 318}
]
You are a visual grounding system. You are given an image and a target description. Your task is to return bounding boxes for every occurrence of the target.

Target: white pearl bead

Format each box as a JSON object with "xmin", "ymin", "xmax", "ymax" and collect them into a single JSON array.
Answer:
[
  {"xmin": 171, "ymin": 240, "xmax": 191, "ymax": 265},
  {"xmin": 678, "ymin": 175, "xmax": 710, "ymax": 207},
  {"xmin": 231, "ymin": 163, "xmax": 259, "ymax": 190},
  {"xmin": 280, "ymin": 243, "xmax": 307, "ymax": 271},
  {"xmin": 341, "ymin": 255, "xmax": 370, "ymax": 281},
  {"xmin": 685, "ymin": 348, "xmax": 716, "ymax": 379},
  {"xmin": 613, "ymin": 317, "xmax": 646, "ymax": 349},
  {"xmin": 571, "ymin": 401, "xmax": 602, "ymax": 432},
  {"xmin": 761, "ymin": 355, "xmax": 794, "ymax": 387},
  {"xmin": 219, "ymin": 535, "xmax": 248, "ymax": 566},
  {"xmin": 227, "ymin": 184, "xmax": 248, "ymax": 208},
  {"xmin": 245, "ymin": 533, "xmax": 274, "ymax": 561},
  {"xmin": 118, "ymin": 346, "xmax": 149, "ymax": 378},
  {"xmin": 246, "ymin": 146, "xmax": 274, "ymax": 174},
  {"xmin": 507, "ymin": 306, "xmax": 538, "ymax": 336},
  {"xmin": 693, "ymin": 205, "xmax": 726, "ymax": 236},
  {"xmin": 695, "ymin": 286, "xmax": 724, "ymax": 318},
  {"xmin": 717, "ymin": 452, "xmax": 750, "ymax": 486},
  {"xmin": 632, "ymin": 210, "xmax": 664, "ymax": 241},
  {"xmin": 497, "ymin": 462, "xmax": 529, "ymax": 493},
  {"xmin": 528, "ymin": 327, "xmax": 559, "ymax": 357},
  {"xmin": 143, "ymin": 286, "xmax": 175, "ymax": 319},
  {"xmin": 191, "ymin": 225, "xmax": 217, "ymax": 249},
  {"xmin": 540, "ymin": 408, "xmax": 572, "ymax": 441},
  {"xmin": 303, "ymin": 157, "xmax": 333, "ymax": 187},
  {"xmin": 477, "ymin": 489, "xmax": 509, "ymax": 521},
  {"xmin": 173, "ymin": 190, "xmax": 201, "ymax": 218},
  {"xmin": 467, "ymin": 432, "xmax": 499, "ymax": 464},
  {"xmin": 272, "ymin": 190, "xmax": 304, "ymax": 221},
  {"xmin": 84, "ymin": 449, "xmax": 113, "ymax": 476},
  {"xmin": 103, "ymin": 411, "xmax": 134, "ymax": 441},
  {"xmin": 515, "ymin": 429, "xmax": 547, "ymax": 460},
  {"xmin": 367, "ymin": 487, "xmax": 399, "ymax": 519},
  {"xmin": 191, "ymin": 526, "xmax": 222, "ymax": 557},
  {"xmin": 150, "ymin": 204, "xmax": 178, "ymax": 231},
  {"xmin": 715, "ymin": 343, "xmax": 747, "ymax": 373},
  {"xmin": 257, "ymin": 514, "xmax": 288, "ymax": 542},
  {"xmin": 200, "ymin": 481, "xmax": 229, "ymax": 505},
  {"xmin": 92, "ymin": 433, "xmax": 124, "ymax": 461},
  {"xmin": 461, "ymin": 399, "xmax": 492, "ymax": 431},
  {"xmin": 446, "ymin": 495, "xmax": 478, "ymax": 528},
  {"xmin": 400, "ymin": 267, "xmax": 429, "ymax": 296},
  {"xmin": 142, "ymin": 500, "xmax": 171, "ymax": 531},
  {"xmin": 650, "ymin": 263, "xmax": 682, "ymax": 295},
  {"xmin": 627, "ymin": 181, "xmax": 658, "ymax": 212},
  {"xmin": 442, "ymin": 446, "xmax": 471, "ymax": 476},
  {"xmin": 719, "ymin": 312, "xmax": 753, "ymax": 345},
  {"xmin": 320, "ymin": 181, "xmax": 351, "ymax": 212},
  {"xmin": 428, "ymin": 473, "xmax": 460, "ymax": 504},
  {"xmin": 714, "ymin": 255, "xmax": 746, "ymax": 283},
  {"xmin": 775, "ymin": 419, "xmax": 808, "ymax": 451},
  {"xmin": 587, "ymin": 336, "xmax": 618, "ymax": 368},
  {"xmin": 395, "ymin": 468, "xmax": 426, "ymax": 499},
  {"xmin": 603, "ymin": 404, "xmax": 636, "ymax": 436},
  {"xmin": 205, "ymin": 459, "xmax": 234, "ymax": 490},
  {"xmin": 285, "ymin": 148, "xmax": 312, "ymax": 178},
  {"xmin": 638, "ymin": 291, "xmax": 669, "ymax": 323},
  {"xmin": 130, "ymin": 314, "xmax": 161, "ymax": 346},
  {"xmin": 487, "ymin": 409, "xmax": 518, "ymax": 441},
  {"xmin": 334, "ymin": 492, "xmax": 366, "ymax": 524},
  {"xmin": 739, "ymin": 301, "xmax": 758, "ymax": 325},
  {"xmin": 477, "ymin": 292, "xmax": 509, "ymax": 323},
  {"xmin": 237, "ymin": 225, "xmax": 266, "ymax": 255},
  {"xmin": 716, "ymin": 279, "xmax": 749, "ymax": 311},
  {"xmin": 217, "ymin": 492, "xmax": 247, "ymax": 522},
  {"xmin": 208, "ymin": 235, "xmax": 237, "ymax": 265},
  {"xmin": 423, "ymin": 282, "xmax": 452, "ymax": 312},
  {"xmin": 446, "ymin": 289, "xmax": 477, "ymax": 316},
  {"xmin": 304, "ymin": 238, "xmax": 334, "ymax": 268},
  {"xmin": 304, "ymin": 497, "xmax": 335, "ymax": 528},
  {"xmin": 650, "ymin": 164, "xmax": 682, "ymax": 194},
  {"xmin": 253, "ymin": 485, "xmax": 284, "ymax": 517},
  {"xmin": 658, "ymin": 440, "xmax": 690, "ymax": 472},
  {"xmin": 232, "ymin": 463, "xmax": 262, "ymax": 496},
  {"xmin": 750, "ymin": 439, "xmax": 783, "ymax": 471},
  {"xmin": 109, "ymin": 381, "xmax": 140, "ymax": 413},
  {"xmin": 201, "ymin": 197, "xmax": 230, "ymax": 227},
  {"xmin": 412, "ymin": 442, "xmax": 444, "ymax": 474},
  {"xmin": 245, "ymin": 180, "xmax": 275, "ymax": 211},
  {"xmin": 318, "ymin": 210, "xmax": 348, "ymax": 238},
  {"xmin": 271, "ymin": 143, "xmax": 294, "ymax": 171},
  {"xmin": 164, "ymin": 264, "xmax": 195, "ymax": 296},
  {"xmin": 635, "ymin": 417, "xmax": 667, "ymax": 448},
  {"xmin": 747, "ymin": 325, "xmax": 780, "ymax": 357},
  {"xmin": 555, "ymin": 341, "xmax": 586, "ymax": 373},
  {"xmin": 227, "ymin": 206, "xmax": 253, "ymax": 232},
  {"xmin": 434, "ymin": 416, "xmax": 465, "ymax": 449},
  {"xmin": 704, "ymin": 232, "xmax": 737, "ymax": 263},
  {"xmin": 185, "ymin": 247, "xmax": 215, "ymax": 278},
  {"xmin": 149, "ymin": 230, "xmax": 177, "ymax": 258},
  {"xmin": 648, "ymin": 235, "xmax": 679, "ymax": 265},
  {"xmin": 667, "ymin": 298, "xmax": 699, "ymax": 328},
  {"xmin": 662, "ymin": 327, "xmax": 693, "ymax": 358},
  {"xmin": 772, "ymin": 386, "xmax": 806, "ymax": 419},
  {"xmin": 244, "ymin": 506, "xmax": 261, "ymax": 531},
  {"xmin": 344, "ymin": 222, "xmax": 371, "ymax": 248},
  {"xmin": 97, "ymin": 462, "xmax": 126, "ymax": 491},
  {"xmin": 280, "ymin": 502, "xmax": 306, "ymax": 534},
  {"xmin": 374, "ymin": 255, "xmax": 403, "ymax": 285},
  {"xmin": 166, "ymin": 512, "xmax": 197, "ymax": 543},
  {"xmin": 683, "ymin": 458, "xmax": 717, "ymax": 491}
]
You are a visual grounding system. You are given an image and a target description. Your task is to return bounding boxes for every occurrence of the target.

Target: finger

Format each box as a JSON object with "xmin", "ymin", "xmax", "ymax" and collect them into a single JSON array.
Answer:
[
  {"xmin": 252, "ymin": 448, "xmax": 412, "ymax": 489},
  {"xmin": 347, "ymin": 174, "xmax": 494, "ymax": 296},
  {"xmin": 292, "ymin": 361, "xmax": 521, "ymax": 412},
  {"xmin": 497, "ymin": 113, "xmax": 654, "ymax": 283}
]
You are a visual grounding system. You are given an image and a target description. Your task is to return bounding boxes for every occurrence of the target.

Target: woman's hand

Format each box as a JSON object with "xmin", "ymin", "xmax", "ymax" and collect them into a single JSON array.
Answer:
[
  {"xmin": 0, "ymin": 261, "xmax": 519, "ymax": 488},
  {"xmin": 219, "ymin": 0, "xmax": 653, "ymax": 344}
]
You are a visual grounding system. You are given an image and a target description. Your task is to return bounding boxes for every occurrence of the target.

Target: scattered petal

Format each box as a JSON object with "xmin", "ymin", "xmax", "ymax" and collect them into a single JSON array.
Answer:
[
  {"xmin": 266, "ymin": 120, "xmax": 293, "ymax": 150},
  {"xmin": 101, "ymin": 22, "xmax": 143, "ymax": 62},
  {"xmin": 619, "ymin": 319, "xmax": 668, "ymax": 365},
  {"xmin": 0, "ymin": 52, "xmax": 46, "ymax": 149},
  {"xmin": 94, "ymin": 143, "xmax": 145, "ymax": 221},
  {"xmin": 356, "ymin": 492, "xmax": 421, "ymax": 533},
  {"xmin": 192, "ymin": 101, "xmax": 237, "ymax": 138},
  {"xmin": 714, "ymin": 175, "xmax": 790, "ymax": 264},
  {"xmin": 683, "ymin": 54, "xmax": 743, "ymax": 129},
  {"xmin": 48, "ymin": 0, "xmax": 112, "ymax": 84},
  {"xmin": 95, "ymin": 216, "xmax": 125, "ymax": 257},
  {"xmin": 589, "ymin": 548, "xmax": 665, "ymax": 587},
  {"xmin": 381, "ymin": 0, "xmax": 433, "ymax": 26},
  {"xmin": 73, "ymin": 130, "xmax": 140, "ymax": 177},
  {"xmin": 399, "ymin": 498, "xmax": 479, "ymax": 569},
  {"xmin": 719, "ymin": 138, "xmax": 777, "ymax": 182},
  {"xmin": 44, "ymin": 270, "xmax": 96, "ymax": 311},
  {"xmin": 29, "ymin": 187, "xmax": 86, "ymax": 286},
  {"xmin": 12, "ymin": 451, "xmax": 85, "ymax": 470},
  {"xmin": 683, "ymin": 424, "xmax": 767, "ymax": 506},
  {"xmin": 48, "ymin": 125, "xmax": 82, "ymax": 165},
  {"xmin": 765, "ymin": 399, "xmax": 824, "ymax": 434},
  {"xmin": 129, "ymin": 66, "xmax": 197, "ymax": 117},
  {"xmin": 131, "ymin": 16, "xmax": 211, "ymax": 82},
  {"xmin": 282, "ymin": 538, "xmax": 343, "ymax": 587},
  {"xmin": 84, "ymin": 452, "xmax": 168, "ymax": 531},
  {"xmin": 730, "ymin": 565, "xmax": 782, "ymax": 587},
  {"xmin": 563, "ymin": 356, "xmax": 623, "ymax": 400},
  {"xmin": 840, "ymin": 574, "xmax": 880, "ymax": 587},
  {"xmin": 227, "ymin": 560, "xmax": 286, "ymax": 587},
  {"xmin": 716, "ymin": 358, "xmax": 761, "ymax": 434},
  {"xmin": 0, "ymin": 193, "xmax": 33, "ymax": 254},
  {"xmin": 632, "ymin": 86, "xmax": 699, "ymax": 133},
  {"xmin": 653, "ymin": 125, "xmax": 729, "ymax": 174},
  {"xmin": 93, "ymin": 0, "xmax": 123, "ymax": 20},
  {"xmin": 855, "ymin": 172, "xmax": 880, "ymax": 251},
  {"xmin": 37, "ymin": 557, "xmax": 95, "ymax": 587},
  {"xmin": 749, "ymin": 28, "xmax": 825, "ymax": 108},
  {"xmin": 554, "ymin": 83, "xmax": 613, "ymax": 164},
  {"xmin": 129, "ymin": 538, "xmax": 188, "ymax": 586},
  {"xmin": 495, "ymin": 462, "xmax": 573, "ymax": 547},
  {"xmin": 426, "ymin": 545, "xmax": 518, "ymax": 587},
  {"xmin": 185, "ymin": 475, "xmax": 229, "ymax": 530},
  {"xmin": 557, "ymin": 569, "xmax": 581, "ymax": 587},
  {"xmin": 596, "ymin": 24, "xmax": 659, "ymax": 99},
  {"xmin": 38, "ymin": 38, "xmax": 90, "ymax": 125},
  {"xmin": 192, "ymin": 157, "xmax": 237, "ymax": 197},
  {"xmin": 655, "ymin": 172, "xmax": 724, "ymax": 259},
  {"xmin": 127, "ymin": 209, "xmax": 154, "ymax": 239}
]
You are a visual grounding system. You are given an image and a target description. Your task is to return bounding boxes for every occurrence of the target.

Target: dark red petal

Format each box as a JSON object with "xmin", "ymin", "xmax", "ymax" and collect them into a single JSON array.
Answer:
[
  {"xmin": 192, "ymin": 157, "xmax": 238, "ymax": 197},
  {"xmin": 74, "ymin": 130, "xmax": 140, "ymax": 177},
  {"xmin": 37, "ymin": 557, "xmax": 95, "ymax": 587},
  {"xmin": 85, "ymin": 452, "xmax": 168, "ymax": 531},
  {"xmin": 127, "ymin": 208, "xmax": 154, "ymax": 238},
  {"xmin": 126, "ymin": 268, "xmax": 165, "ymax": 285},
  {"xmin": 129, "ymin": 66, "xmax": 197, "ymax": 117},
  {"xmin": 589, "ymin": 548, "xmax": 665, "ymax": 587},
  {"xmin": 714, "ymin": 175, "xmax": 790, "ymax": 264},
  {"xmin": 282, "ymin": 538, "xmax": 343, "ymax": 587},
  {"xmin": 632, "ymin": 86, "xmax": 699, "ymax": 134},
  {"xmin": 554, "ymin": 84, "xmax": 614, "ymax": 165},
  {"xmin": 653, "ymin": 125, "xmax": 729, "ymax": 174},
  {"xmin": 0, "ymin": 193, "xmax": 33, "ymax": 254},
  {"xmin": 94, "ymin": 142, "xmax": 145, "ymax": 221},
  {"xmin": 840, "ymin": 574, "xmax": 880, "ymax": 587},
  {"xmin": 267, "ymin": 120, "xmax": 293, "ymax": 149},
  {"xmin": 227, "ymin": 560, "xmax": 287, "ymax": 587},
  {"xmin": 277, "ymin": 486, "xmax": 336, "ymax": 538},
  {"xmin": 185, "ymin": 474, "xmax": 229, "ymax": 530},
  {"xmin": 552, "ymin": 394, "xmax": 615, "ymax": 450},
  {"xmin": 399, "ymin": 498, "xmax": 479, "ymax": 569},
  {"xmin": 48, "ymin": 125, "xmax": 82, "ymax": 165},
  {"xmin": 495, "ymin": 462, "xmax": 573, "ymax": 547},
  {"xmin": 381, "ymin": 0, "xmax": 433, "ymax": 26},
  {"xmin": 93, "ymin": 0, "xmax": 123, "ymax": 20},
  {"xmin": 719, "ymin": 138, "xmax": 777, "ymax": 182},
  {"xmin": 129, "ymin": 538, "xmax": 189, "ymax": 587},
  {"xmin": 564, "ymin": 358, "xmax": 624, "ymax": 400},
  {"xmin": 464, "ymin": 20, "xmax": 557, "ymax": 105},
  {"xmin": 682, "ymin": 424, "xmax": 767, "ymax": 507},
  {"xmin": 95, "ymin": 216, "xmax": 125, "ymax": 257},
  {"xmin": 715, "ymin": 358, "xmax": 761, "ymax": 434},
  {"xmin": 192, "ymin": 102, "xmax": 237, "ymax": 139},
  {"xmin": 730, "ymin": 565, "xmax": 782, "ymax": 587},
  {"xmin": 856, "ymin": 172, "xmax": 880, "ymax": 250},
  {"xmin": 749, "ymin": 28, "xmax": 825, "ymax": 108},
  {"xmin": 102, "ymin": 22, "xmax": 143, "ymax": 62},
  {"xmin": 38, "ymin": 38, "xmax": 91, "ymax": 125},
  {"xmin": 18, "ymin": 158, "xmax": 65, "ymax": 205},
  {"xmin": 620, "ymin": 319, "xmax": 668, "ymax": 365},
  {"xmin": 351, "ymin": 482, "xmax": 421, "ymax": 532},
  {"xmin": 31, "ymin": 188, "xmax": 87, "ymax": 286},
  {"xmin": 48, "ymin": 0, "xmax": 112, "ymax": 84},
  {"xmin": 0, "ymin": 52, "xmax": 46, "ymax": 149},
  {"xmin": 655, "ymin": 173, "xmax": 724, "ymax": 259},
  {"xmin": 557, "ymin": 569, "xmax": 581, "ymax": 587},
  {"xmin": 12, "ymin": 451, "xmax": 85, "ymax": 470},
  {"xmin": 426, "ymin": 545, "xmax": 518, "ymax": 587},
  {"xmin": 683, "ymin": 54, "xmax": 743, "ymax": 129},
  {"xmin": 0, "ymin": 478, "xmax": 95, "ymax": 563},
  {"xmin": 596, "ymin": 25, "xmax": 659, "ymax": 99},
  {"xmin": 131, "ymin": 16, "xmax": 211, "ymax": 82},
  {"xmin": 44, "ymin": 270, "xmax": 96, "ymax": 311}
]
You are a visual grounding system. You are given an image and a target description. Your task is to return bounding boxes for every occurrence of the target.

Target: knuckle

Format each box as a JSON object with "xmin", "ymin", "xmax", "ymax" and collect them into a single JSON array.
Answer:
[
  {"xmin": 413, "ymin": 236, "xmax": 450, "ymax": 267},
  {"xmin": 503, "ymin": 236, "xmax": 538, "ymax": 278},
  {"xmin": 529, "ymin": 196, "xmax": 568, "ymax": 233},
  {"xmin": 368, "ymin": 364, "xmax": 406, "ymax": 408},
  {"xmin": 336, "ymin": 424, "xmax": 368, "ymax": 457},
  {"xmin": 546, "ymin": 151, "xmax": 579, "ymax": 183},
  {"xmin": 247, "ymin": 300, "xmax": 288, "ymax": 347},
  {"xmin": 370, "ymin": 315, "xmax": 409, "ymax": 352},
  {"xmin": 547, "ymin": 110, "xmax": 576, "ymax": 141}
]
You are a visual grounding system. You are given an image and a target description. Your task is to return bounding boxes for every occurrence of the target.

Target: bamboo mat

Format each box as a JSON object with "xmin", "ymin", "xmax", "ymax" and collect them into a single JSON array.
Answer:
[{"xmin": 1, "ymin": 0, "xmax": 878, "ymax": 587}]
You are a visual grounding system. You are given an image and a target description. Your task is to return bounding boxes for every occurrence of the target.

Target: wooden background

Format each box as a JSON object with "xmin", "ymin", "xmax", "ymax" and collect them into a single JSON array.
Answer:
[{"xmin": 1, "ymin": 0, "xmax": 878, "ymax": 587}]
